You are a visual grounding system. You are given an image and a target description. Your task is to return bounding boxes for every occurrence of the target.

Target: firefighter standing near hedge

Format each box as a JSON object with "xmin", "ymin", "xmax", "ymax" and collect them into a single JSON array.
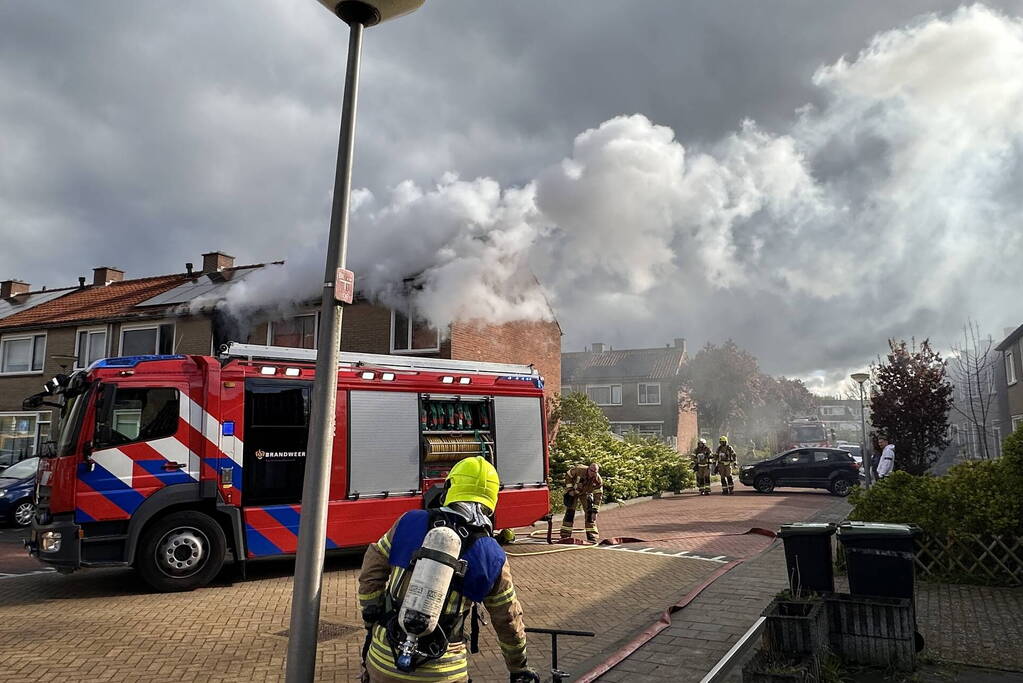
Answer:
[
  {"xmin": 715, "ymin": 436, "xmax": 737, "ymax": 495},
  {"xmin": 693, "ymin": 438, "xmax": 714, "ymax": 495},
  {"xmin": 357, "ymin": 456, "xmax": 539, "ymax": 683},
  {"xmin": 560, "ymin": 463, "xmax": 604, "ymax": 543}
]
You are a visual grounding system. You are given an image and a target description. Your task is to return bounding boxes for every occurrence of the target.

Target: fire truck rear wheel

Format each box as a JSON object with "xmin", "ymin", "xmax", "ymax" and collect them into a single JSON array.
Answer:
[{"xmin": 137, "ymin": 511, "xmax": 227, "ymax": 592}]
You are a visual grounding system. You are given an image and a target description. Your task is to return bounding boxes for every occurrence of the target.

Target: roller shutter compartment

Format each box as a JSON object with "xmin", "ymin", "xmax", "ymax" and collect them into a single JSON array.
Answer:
[
  {"xmin": 348, "ymin": 391, "xmax": 420, "ymax": 497},
  {"xmin": 493, "ymin": 396, "xmax": 544, "ymax": 487}
]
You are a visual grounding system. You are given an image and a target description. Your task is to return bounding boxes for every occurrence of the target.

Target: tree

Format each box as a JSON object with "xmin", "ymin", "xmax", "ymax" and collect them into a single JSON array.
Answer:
[
  {"xmin": 548, "ymin": 392, "xmax": 611, "ymax": 439},
  {"xmin": 870, "ymin": 339, "xmax": 953, "ymax": 475},
  {"xmin": 683, "ymin": 340, "xmax": 763, "ymax": 437},
  {"xmin": 948, "ymin": 320, "xmax": 998, "ymax": 459}
]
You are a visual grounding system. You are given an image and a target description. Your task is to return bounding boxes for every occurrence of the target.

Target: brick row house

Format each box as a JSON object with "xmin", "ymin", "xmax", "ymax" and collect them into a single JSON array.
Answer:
[
  {"xmin": 561, "ymin": 339, "xmax": 698, "ymax": 451},
  {"xmin": 0, "ymin": 252, "xmax": 561, "ymax": 464}
]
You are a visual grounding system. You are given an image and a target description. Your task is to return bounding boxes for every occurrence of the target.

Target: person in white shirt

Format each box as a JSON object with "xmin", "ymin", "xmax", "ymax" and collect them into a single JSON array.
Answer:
[{"xmin": 876, "ymin": 436, "xmax": 896, "ymax": 478}]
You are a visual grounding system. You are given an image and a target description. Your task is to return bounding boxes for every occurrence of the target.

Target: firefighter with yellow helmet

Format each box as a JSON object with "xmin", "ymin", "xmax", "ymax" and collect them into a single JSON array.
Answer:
[
  {"xmin": 715, "ymin": 436, "xmax": 737, "ymax": 495},
  {"xmin": 357, "ymin": 456, "xmax": 539, "ymax": 683},
  {"xmin": 693, "ymin": 438, "xmax": 714, "ymax": 495}
]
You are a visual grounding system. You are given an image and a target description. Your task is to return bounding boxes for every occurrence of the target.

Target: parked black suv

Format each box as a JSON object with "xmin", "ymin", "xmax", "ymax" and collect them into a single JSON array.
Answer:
[{"xmin": 738, "ymin": 448, "xmax": 862, "ymax": 496}]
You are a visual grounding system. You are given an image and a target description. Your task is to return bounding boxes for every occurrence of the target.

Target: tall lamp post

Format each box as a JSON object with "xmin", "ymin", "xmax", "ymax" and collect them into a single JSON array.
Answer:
[
  {"xmin": 287, "ymin": 2, "xmax": 425, "ymax": 681},
  {"xmin": 850, "ymin": 372, "xmax": 871, "ymax": 488}
]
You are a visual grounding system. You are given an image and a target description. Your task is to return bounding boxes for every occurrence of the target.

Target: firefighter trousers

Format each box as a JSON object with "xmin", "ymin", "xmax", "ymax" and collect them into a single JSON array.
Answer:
[
  {"xmin": 696, "ymin": 466, "xmax": 711, "ymax": 494},
  {"xmin": 561, "ymin": 492, "xmax": 601, "ymax": 542},
  {"xmin": 717, "ymin": 464, "xmax": 734, "ymax": 494}
]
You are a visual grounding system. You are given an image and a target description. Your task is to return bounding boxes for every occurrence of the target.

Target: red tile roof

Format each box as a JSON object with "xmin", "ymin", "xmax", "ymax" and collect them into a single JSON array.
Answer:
[{"xmin": 0, "ymin": 274, "xmax": 192, "ymax": 330}]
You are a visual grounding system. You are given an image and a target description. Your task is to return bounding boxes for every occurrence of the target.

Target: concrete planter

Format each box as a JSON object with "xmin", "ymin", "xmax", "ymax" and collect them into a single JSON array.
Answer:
[
  {"xmin": 762, "ymin": 597, "xmax": 828, "ymax": 655},
  {"xmin": 742, "ymin": 649, "xmax": 820, "ymax": 683},
  {"xmin": 824, "ymin": 593, "xmax": 916, "ymax": 672}
]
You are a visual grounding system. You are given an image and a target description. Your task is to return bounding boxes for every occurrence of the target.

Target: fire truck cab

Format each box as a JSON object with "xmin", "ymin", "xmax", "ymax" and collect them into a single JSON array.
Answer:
[{"xmin": 26, "ymin": 342, "xmax": 549, "ymax": 591}]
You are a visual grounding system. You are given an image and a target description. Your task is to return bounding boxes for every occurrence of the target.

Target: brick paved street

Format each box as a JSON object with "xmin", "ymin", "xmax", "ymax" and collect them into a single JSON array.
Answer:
[
  {"xmin": 591, "ymin": 497, "xmax": 852, "ymax": 682},
  {"xmin": 0, "ymin": 488, "xmax": 839, "ymax": 682}
]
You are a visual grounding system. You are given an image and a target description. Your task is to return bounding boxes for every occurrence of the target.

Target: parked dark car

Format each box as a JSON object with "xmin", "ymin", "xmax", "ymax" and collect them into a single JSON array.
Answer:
[
  {"xmin": 738, "ymin": 448, "xmax": 861, "ymax": 496},
  {"xmin": 0, "ymin": 457, "xmax": 38, "ymax": 527}
]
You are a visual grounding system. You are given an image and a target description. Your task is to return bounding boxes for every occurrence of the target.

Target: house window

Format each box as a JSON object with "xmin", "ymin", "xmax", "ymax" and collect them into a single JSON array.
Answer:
[
  {"xmin": 1, "ymin": 333, "xmax": 46, "ymax": 374},
  {"xmin": 269, "ymin": 315, "xmax": 317, "ymax": 349},
  {"xmin": 1007, "ymin": 351, "xmax": 1017, "ymax": 386},
  {"xmin": 75, "ymin": 328, "xmax": 108, "ymax": 369},
  {"xmin": 637, "ymin": 383, "xmax": 661, "ymax": 405},
  {"xmin": 586, "ymin": 384, "xmax": 621, "ymax": 406},
  {"xmin": 391, "ymin": 307, "xmax": 439, "ymax": 354},
  {"xmin": 0, "ymin": 413, "xmax": 43, "ymax": 465},
  {"xmin": 1013, "ymin": 415, "xmax": 1023, "ymax": 434},
  {"xmin": 120, "ymin": 323, "xmax": 174, "ymax": 356}
]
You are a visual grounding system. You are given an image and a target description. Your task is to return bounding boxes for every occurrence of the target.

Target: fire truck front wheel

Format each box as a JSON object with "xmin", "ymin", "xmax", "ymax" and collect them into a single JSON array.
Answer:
[{"xmin": 136, "ymin": 511, "xmax": 227, "ymax": 592}]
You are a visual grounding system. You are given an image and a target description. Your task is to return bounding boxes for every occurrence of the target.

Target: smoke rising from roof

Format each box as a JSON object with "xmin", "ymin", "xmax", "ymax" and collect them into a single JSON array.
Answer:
[{"xmin": 218, "ymin": 4, "xmax": 1021, "ymax": 380}]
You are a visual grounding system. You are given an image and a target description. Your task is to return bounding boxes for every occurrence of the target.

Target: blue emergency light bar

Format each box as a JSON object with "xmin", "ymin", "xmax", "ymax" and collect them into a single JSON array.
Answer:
[{"xmin": 91, "ymin": 355, "xmax": 186, "ymax": 369}]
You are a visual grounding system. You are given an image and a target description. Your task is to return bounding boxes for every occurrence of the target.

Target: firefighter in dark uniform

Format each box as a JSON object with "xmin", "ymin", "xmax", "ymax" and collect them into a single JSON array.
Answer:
[
  {"xmin": 715, "ymin": 435, "xmax": 737, "ymax": 495},
  {"xmin": 560, "ymin": 463, "xmax": 603, "ymax": 543},
  {"xmin": 693, "ymin": 438, "xmax": 713, "ymax": 495}
]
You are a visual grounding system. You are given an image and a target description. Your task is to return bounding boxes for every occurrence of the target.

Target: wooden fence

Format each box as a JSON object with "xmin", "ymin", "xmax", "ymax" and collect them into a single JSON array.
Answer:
[{"xmin": 914, "ymin": 533, "xmax": 1023, "ymax": 586}]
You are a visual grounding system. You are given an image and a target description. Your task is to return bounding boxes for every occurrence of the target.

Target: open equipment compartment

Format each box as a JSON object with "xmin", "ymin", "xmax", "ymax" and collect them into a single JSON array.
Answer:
[{"xmin": 419, "ymin": 393, "xmax": 495, "ymax": 481}]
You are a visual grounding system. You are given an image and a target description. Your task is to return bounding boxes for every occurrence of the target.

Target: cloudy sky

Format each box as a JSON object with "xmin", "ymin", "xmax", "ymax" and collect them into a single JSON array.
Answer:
[{"xmin": 2, "ymin": 1, "xmax": 1022, "ymax": 392}]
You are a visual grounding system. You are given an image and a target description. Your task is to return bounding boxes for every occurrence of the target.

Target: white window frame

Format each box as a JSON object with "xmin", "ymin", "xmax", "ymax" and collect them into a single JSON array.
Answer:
[
  {"xmin": 389, "ymin": 307, "xmax": 440, "ymax": 355},
  {"xmin": 118, "ymin": 321, "xmax": 175, "ymax": 356},
  {"xmin": 74, "ymin": 326, "xmax": 108, "ymax": 369},
  {"xmin": 267, "ymin": 313, "xmax": 318, "ymax": 349},
  {"xmin": 0, "ymin": 333, "xmax": 47, "ymax": 375},
  {"xmin": 586, "ymin": 384, "xmax": 622, "ymax": 406},
  {"xmin": 1007, "ymin": 350, "xmax": 1017, "ymax": 386},
  {"xmin": 0, "ymin": 410, "xmax": 47, "ymax": 460},
  {"xmin": 1013, "ymin": 415, "xmax": 1023, "ymax": 434},
  {"xmin": 637, "ymin": 382, "xmax": 661, "ymax": 406}
]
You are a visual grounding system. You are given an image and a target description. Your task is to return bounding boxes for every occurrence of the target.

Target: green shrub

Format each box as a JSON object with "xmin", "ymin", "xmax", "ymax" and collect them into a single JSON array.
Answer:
[
  {"xmin": 849, "ymin": 426, "xmax": 1023, "ymax": 537},
  {"xmin": 550, "ymin": 430, "xmax": 695, "ymax": 503}
]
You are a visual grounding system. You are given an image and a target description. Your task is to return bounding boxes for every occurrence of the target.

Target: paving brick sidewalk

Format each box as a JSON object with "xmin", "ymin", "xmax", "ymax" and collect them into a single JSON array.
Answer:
[{"xmin": 592, "ymin": 497, "xmax": 853, "ymax": 682}]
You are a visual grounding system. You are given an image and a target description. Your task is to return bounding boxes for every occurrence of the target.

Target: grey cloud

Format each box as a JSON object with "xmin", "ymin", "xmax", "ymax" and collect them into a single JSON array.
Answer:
[{"xmin": 2, "ymin": 1, "xmax": 1021, "ymax": 391}]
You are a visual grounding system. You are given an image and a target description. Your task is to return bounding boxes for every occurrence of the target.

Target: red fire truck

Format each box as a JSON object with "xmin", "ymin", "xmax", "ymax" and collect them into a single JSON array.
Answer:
[
  {"xmin": 781, "ymin": 416, "xmax": 830, "ymax": 450},
  {"xmin": 26, "ymin": 342, "xmax": 549, "ymax": 591}
]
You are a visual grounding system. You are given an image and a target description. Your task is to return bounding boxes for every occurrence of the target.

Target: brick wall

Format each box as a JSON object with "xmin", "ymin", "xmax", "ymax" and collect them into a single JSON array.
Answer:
[
  {"xmin": 173, "ymin": 316, "xmax": 213, "ymax": 356},
  {"xmin": 0, "ymin": 327, "xmax": 77, "ymax": 415},
  {"xmin": 676, "ymin": 391, "xmax": 699, "ymax": 453},
  {"xmin": 340, "ymin": 302, "xmax": 392, "ymax": 355},
  {"xmin": 449, "ymin": 319, "xmax": 562, "ymax": 396}
]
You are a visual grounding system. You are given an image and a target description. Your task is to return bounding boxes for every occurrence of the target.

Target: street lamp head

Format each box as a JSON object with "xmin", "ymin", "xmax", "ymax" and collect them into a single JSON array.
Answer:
[
  {"xmin": 318, "ymin": 0, "xmax": 425, "ymax": 26},
  {"xmin": 850, "ymin": 372, "xmax": 870, "ymax": 384}
]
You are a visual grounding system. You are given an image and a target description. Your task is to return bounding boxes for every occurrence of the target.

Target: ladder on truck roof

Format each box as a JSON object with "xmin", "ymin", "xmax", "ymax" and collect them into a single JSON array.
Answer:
[{"xmin": 219, "ymin": 342, "xmax": 540, "ymax": 378}]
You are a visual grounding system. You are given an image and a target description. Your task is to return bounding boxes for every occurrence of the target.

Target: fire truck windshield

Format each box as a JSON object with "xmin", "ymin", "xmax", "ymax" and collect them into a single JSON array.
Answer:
[
  {"xmin": 54, "ymin": 389, "xmax": 89, "ymax": 458},
  {"xmin": 792, "ymin": 425, "xmax": 826, "ymax": 442}
]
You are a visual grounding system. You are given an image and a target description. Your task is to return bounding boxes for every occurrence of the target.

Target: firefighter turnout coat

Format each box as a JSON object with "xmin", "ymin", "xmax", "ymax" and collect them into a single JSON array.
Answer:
[{"xmin": 358, "ymin": 510, "xmax": 530, "ymax": 682}]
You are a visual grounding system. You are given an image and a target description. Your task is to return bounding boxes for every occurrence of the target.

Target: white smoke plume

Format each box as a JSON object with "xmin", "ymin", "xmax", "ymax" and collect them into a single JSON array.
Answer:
[{"xmin": 219, "ymin": 5, "xmax": 1023, "ymax": 373}]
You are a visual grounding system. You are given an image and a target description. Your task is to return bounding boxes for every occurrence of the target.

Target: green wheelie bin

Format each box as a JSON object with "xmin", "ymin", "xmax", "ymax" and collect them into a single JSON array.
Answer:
[{"xmin": 778, "ymin": 522, "xmax": 838, "ymax": 594}]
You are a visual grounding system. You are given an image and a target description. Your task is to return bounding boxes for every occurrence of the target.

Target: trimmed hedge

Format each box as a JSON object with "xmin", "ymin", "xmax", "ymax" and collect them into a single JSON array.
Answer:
[
  {"xmin": 549, "ymin": 431, "xmax": 696, "ymax": 508},
  {"xmin": 848, "ymin": 427, "xmax": 1023, "ymax": 537}
]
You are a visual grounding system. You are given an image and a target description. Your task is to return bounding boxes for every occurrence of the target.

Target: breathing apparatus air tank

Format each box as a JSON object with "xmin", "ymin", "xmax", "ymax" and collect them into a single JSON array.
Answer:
[{"xmin": 396, "ymin": 525, "xmax": 465, "ymax": 672}]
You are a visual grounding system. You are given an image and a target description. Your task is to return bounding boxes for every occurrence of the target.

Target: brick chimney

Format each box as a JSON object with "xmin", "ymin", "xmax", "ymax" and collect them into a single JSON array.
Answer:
[
  {"xmin": 93, "ymin": 267, "xmax": 125, "ymax": 286},
  {"xmin": 591, "ymin": 342, "xmax": 605, "ymax": 353},
  {"xmin": 202, "ymin": 251, "xmax": 235, "ymax": 274},
  {"xmin": 1, "ymin": 279, "xmax": 30, "ymax": 299},
  {"xmin": 674, "ymin": 337, "xmax": 687, "ymax": 354}
]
